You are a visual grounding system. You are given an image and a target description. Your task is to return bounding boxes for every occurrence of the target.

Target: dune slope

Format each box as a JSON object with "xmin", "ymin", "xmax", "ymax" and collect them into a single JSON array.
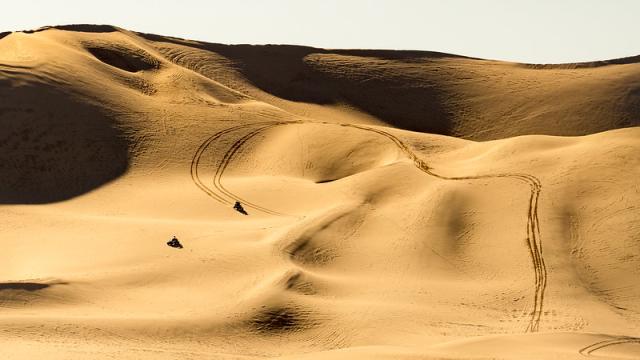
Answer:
[{"xmin": 1, "ymin": 25, "xmax": 639, "ymax": 359}]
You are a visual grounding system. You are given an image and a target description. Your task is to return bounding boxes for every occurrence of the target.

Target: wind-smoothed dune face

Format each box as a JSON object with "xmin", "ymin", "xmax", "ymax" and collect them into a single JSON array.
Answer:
[{"xmin": 1, "ymin": 25, "xmax": 639, "ymax": 359}]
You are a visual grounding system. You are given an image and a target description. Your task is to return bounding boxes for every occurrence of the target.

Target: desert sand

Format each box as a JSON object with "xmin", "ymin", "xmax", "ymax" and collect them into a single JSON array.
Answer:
[{"xmin": 1, "ymin": 25, "xmax": 639, "ymax": 359}]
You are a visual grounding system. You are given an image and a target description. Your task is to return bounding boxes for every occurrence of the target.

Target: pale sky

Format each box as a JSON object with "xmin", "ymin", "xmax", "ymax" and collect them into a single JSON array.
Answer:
[{"xmin": 2, "ymin": 0, "xmax": 638, "ymax": 63}]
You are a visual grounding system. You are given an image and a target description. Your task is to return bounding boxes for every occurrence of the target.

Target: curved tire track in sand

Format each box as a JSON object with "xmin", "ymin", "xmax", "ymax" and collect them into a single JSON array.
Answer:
[
  {"xmin": 579, "ymin": 336, "xmax": 640, "ymax": 357},
  {"xmin": 190, "ymin": 123, "xmax": 257, "ymax": 205},
  {"xmin": 191, "ymin": 121, "xmax": 547, "ymax": 332},
  {"xmin": 211, "ymin": 123, "xmax": 294, "ymax": 216},
  {"xmin": 340, "ymin": 123, "xmax": 547, "ymax": 333},
  {"xmin": 190, "ymin": 121, "xmax": 283, "ymax": 208}
]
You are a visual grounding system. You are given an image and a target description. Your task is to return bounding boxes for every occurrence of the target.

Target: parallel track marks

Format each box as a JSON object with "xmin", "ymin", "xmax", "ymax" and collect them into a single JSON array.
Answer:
[
  {"xmin": 212, "ymin": 123, "xmax": 290, "ymax": 216},
  {"xmin": 579, "ymin": 337, "xmax": 640, "ymax": 357},
  {"xmin": 339, "ymin": 123, "xmax": 547, "ymax": 332},
  {"xmin": 190, "ymin": 122, "xmax": 280, "ymax": 205},
  {"xmin": 191, "ymin": 121, "xmax": 547, "ymax": 331}
]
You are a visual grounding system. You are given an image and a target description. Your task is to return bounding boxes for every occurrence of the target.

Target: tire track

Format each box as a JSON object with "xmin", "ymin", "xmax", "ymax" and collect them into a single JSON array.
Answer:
[
  {"xmin": 191, "ymin": 121, "xmax": 547, "ymax": 331},
  {"xmin": 191, "ymin": 121, "xmax": 299, "ymax": 216},
  {"xmin": 211, "ymin": 122, "xmax": 292, "ymax": 216},
  {"xmin": 190, "ymin": 122, "xmax": 279, "ymax": 205},
  {"xmin": 338, "ymin": 123, "xmax": 546, "ymax": 332},
  {"xmin": 579, "ymin": 336, "xmax": 640, "ymax": 357}
]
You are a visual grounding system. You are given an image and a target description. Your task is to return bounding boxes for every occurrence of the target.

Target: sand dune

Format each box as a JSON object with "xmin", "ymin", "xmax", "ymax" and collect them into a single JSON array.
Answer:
[{"xmin": 1, "ymin": 25, "xmax": 639, "ymax": 359}]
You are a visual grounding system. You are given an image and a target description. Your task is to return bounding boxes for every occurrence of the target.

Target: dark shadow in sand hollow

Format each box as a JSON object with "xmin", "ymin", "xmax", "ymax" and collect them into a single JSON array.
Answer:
[
  {"xmin": 0, "ymin": 282, "xmax": 67, "ymax": 292},
  {"xmin": 136, "ymin": 32, "xmax": 465, "ymax": 135},
  {"xmin": 0, "ymin": 81, "xmax": 130, "ymax": 204}
]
